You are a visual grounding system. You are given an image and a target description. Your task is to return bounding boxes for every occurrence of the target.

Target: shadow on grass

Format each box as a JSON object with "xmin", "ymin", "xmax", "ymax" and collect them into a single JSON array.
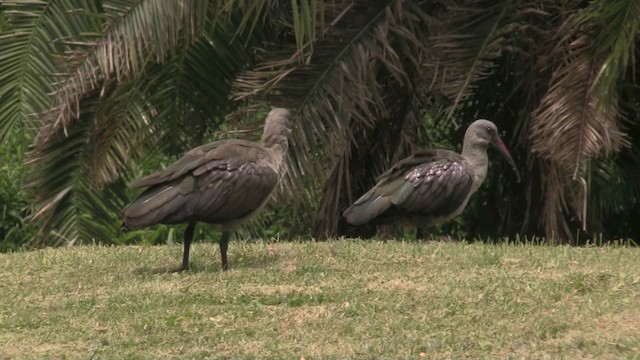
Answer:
[
  {"xmin": 133, "ymin": 264, "xmax": 192, "ymax": 275},
  {"xmin": 231, "ymin": 248, "xmax": 282, "ymax": 270},
  {"xmin": 132, "ymin": 249, "xmax": 281, "ymax": 275}
]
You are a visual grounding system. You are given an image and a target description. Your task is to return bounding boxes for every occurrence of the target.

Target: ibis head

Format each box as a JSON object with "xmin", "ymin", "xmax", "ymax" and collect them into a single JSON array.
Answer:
[
  {"xmin": 262, "ymin": 108, "xmax": 292, "ymax": 147},
  {"xmin": 464, "ymin": 119, "xmax": 520, "ymax": 183}
]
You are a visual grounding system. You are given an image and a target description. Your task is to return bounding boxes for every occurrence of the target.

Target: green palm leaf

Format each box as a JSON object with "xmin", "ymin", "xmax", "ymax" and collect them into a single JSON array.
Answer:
[
  {"xmin": 36, "ymin": 0, "xmax": 213, "ymax": 145},
  {"xmin": 0, "ymin": 0, "xmax": 102, "ymax": 143},
  {"xmin": 27, "ymin": 91, "xmax": 127, "ymax": 245},
  {"xmin": 584, "ymin": 0, "xmax": 640, "ymax": 95},
  {"xmin": 425, "ymin": 1, "xmax": 517, "ymax": 123},
  {"xmin": 25, "ymin": 1, "xmax": 289, "ymax": 244}
]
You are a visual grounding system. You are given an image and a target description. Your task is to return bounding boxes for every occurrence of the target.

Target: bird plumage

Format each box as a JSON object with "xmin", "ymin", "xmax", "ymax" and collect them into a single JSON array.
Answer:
[
  {"xmin": 343, "ymin": 149, "xmax": 474, "ymax": 227},
  {"xmin": 122, "ymin": 108, "xmax": 291, "ymax": 271},
  {"xmin": 122, "ymin": 140, "xmax": 280, "ymax": 230},
  {"xmin": 343, "ymin": 119, "xmax": 519, "ymax": 231}
]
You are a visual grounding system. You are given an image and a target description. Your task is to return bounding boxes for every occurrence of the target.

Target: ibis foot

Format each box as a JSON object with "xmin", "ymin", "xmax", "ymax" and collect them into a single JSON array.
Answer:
[{"xmin": 416, "ymin": 227, "xmax": 427, "ymax": 241}]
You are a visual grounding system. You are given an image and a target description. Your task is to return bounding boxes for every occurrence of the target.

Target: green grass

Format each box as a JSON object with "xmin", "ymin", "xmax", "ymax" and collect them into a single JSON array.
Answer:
[{"xmin": 0, "ymin": 240, "xmax": 639, "ymax": 359}]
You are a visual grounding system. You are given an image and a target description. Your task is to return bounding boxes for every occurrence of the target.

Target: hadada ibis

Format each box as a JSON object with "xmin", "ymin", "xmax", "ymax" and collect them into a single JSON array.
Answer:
[
  {"xmin": 121, "ymin": 108, "xmax": 291, "ymax": 271},
  {"xmin": 343, "ymin": 119, "xmax": 519, "ymax": 233}
]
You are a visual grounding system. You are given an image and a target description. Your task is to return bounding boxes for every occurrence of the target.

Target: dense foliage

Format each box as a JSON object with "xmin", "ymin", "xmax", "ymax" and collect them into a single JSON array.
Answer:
[
  {"xmin": 0, "ymin": 126, "xmax": 35, "ymax": 250},
  {"xmin": 0, "ymin": 1, "xmax": 639, "ymax": 249}
]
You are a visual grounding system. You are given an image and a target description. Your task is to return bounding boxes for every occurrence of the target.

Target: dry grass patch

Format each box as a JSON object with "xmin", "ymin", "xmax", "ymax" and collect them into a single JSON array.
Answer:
[{"xmin": 0, "ymin": 240, "xmax": 638, "ymax": 359}]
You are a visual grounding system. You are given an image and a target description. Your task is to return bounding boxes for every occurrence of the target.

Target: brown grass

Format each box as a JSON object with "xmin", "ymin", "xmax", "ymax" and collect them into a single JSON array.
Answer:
[{"xmin": 0, "ymin": 240, "xmax": 638, "ymax": 359}]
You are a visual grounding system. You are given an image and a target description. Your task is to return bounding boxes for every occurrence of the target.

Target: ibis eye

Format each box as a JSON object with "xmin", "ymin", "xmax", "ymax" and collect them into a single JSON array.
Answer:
[{"xmin": 486, "ymin": 127, "xmax": 493, "ymax": 133}]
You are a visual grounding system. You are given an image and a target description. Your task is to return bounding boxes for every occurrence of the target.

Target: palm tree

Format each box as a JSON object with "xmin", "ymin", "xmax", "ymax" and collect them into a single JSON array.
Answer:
[
  {"xmin": 234, "ymin": 0, "xmax": 640, "ymax": 242},
  {"xmin": 1, "ymin": 0, "xmax": 284, "ymax": 244},
  {"xmin": 1, "ymin": 0, "xmax": 639, "ymax": 246}
]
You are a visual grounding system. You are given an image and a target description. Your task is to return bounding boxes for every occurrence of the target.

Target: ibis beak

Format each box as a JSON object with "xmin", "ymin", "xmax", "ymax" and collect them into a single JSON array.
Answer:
[{"xmin": 493, "ymin": 136, "xmax": 521, "ymax": 183}]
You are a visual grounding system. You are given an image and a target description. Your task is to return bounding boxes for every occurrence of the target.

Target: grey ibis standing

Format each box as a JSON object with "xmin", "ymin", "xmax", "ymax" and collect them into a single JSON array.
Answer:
[
  {"xmin": 121, "ymin": 108, "xmax": 291, "ymax": 271},
  {"xmin": 343, "ymin": 119, "xmax": 519, "ymax": 234}
]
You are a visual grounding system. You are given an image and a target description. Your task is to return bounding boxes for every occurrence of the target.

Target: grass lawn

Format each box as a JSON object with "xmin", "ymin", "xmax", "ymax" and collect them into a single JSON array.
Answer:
[{"xmin": 0, "ymin": 239, "xmax": 638, "ymax": 359}]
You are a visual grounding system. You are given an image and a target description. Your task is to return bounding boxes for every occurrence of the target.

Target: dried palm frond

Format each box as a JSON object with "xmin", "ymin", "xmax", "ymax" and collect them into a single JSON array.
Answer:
[
  {"xmin": 538, "ymin": 162, "xmax": 573, "ymax": 242},
  {"xmin": 530, "ymin": 30, "xmax": 627, "ymax": 178},
  {"xmin": 528, "ymin": 12, "xmax": 631, "ymax": 240}
]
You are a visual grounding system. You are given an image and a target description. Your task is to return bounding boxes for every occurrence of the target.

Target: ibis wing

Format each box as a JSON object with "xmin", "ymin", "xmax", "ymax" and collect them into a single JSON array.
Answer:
[
  {"xmin": 343, "ymin": 176, "xmax": 406, "ymax": 225},
  {"xmin": 376, "ymin": 150, "xmax": 441, "ymax": 183},
  {"xmin": 122, "ymin": 175, "xmax": 197, "ymax": 229},
  {"xmin": 343, "ymin": 149, "xmax": 469, "ymax": 226},
  {"xmin": 395, "ymin": 158, "xmax": 474, "ymax": 218},
  {"xmin": 127, "ymin": 141, "xmax": 230, "ymax": 189},
  {"xmin": 122, "ymin": 141, "xmax": 279, "ymax": 229},
  {"xmin": 189, "ymin": 158, "xmax": 279, "ymax": 223}
]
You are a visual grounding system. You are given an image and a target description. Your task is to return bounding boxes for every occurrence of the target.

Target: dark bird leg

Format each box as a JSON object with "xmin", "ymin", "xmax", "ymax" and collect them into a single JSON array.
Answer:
[
  {"xmin": 219, "ymin": 231, "xmax": 231, "ymax": 271},
  {"xmin": 181, "ymin": 223, "xmax": 196, "ymax": 271},
  {"xmin": 416, "ymin": 226, "xmax": 425, "ymax": 241}
]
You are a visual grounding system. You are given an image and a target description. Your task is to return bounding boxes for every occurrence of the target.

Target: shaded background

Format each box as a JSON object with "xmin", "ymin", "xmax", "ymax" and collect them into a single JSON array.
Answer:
[{"xmin": 1, "ymin": 0, "xmax": 639, "ymax": 250}]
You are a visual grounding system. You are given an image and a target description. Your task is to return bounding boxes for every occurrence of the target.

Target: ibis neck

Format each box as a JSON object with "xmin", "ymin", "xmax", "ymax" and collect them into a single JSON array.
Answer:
[
  {"xmin": 261, "ymin": 134, "xmax": 289, "ymax": 175},
  {"xmin": 461, "ymin": 142, "xmax": 489, "ymax": 192}
]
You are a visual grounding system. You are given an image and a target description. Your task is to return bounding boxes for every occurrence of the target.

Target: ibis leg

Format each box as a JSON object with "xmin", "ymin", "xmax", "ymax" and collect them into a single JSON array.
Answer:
[
  {"xmin": 220, "ymin": 231, "xmax": 231, "ymax": 271},
  {"xmin": 181, "ymin": 223, "xmax": 196, "ymax": 271},
  {"xmin": 416, "ymin": 226, "xmax": 425, "ymax": 240}
]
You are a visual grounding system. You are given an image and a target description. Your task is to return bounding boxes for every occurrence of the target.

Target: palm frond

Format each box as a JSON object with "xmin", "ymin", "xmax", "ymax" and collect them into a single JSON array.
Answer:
[
  {"xmin": 102, "ymin": 0, "xmax": 136, "ymax": 21},
  {"xmin": 523, "ymin": 5, "xmax": 636, "ymax": 241},
  {"xmin": 583, "ymin": 0, "xmax": 640, "ymax": 92},
  {"xmin": 87, "ymin": 80, "xmax": 151, "ymax": 186},
  {"xmin": 290, "ymin": 0, "xmax": 322, "ymax": 54},
  {"xmin": 26, "ymin": 92, "xmax": 128, "ymax": 245},
  {"xmin": 29, "ymin": 0, "xmax": 284, "ymax": 187},
  {"xmin": 530, "ymin": 18, "xmax": 628, "ymax": 178},
  {"xmin": 0, "ymin": 0, "xmax": 102, "ymax": 143},
  {"xmin": 233, "ymin": 0, "xmax": 407, "ymax": 185},
  {"xmin": 0, "ymin": 8, "xmax": 7, "ymax": 31},
  {"xmin": 422, "ymin": 0, "xmax": 518, "ymax": 123},
  {"xmin": 35, "ymin": 0, "xmax": 214, "ymax": 146},
  {"xmin": 27, "ymin": 12, "xmax": 264, "ymax": 242}
]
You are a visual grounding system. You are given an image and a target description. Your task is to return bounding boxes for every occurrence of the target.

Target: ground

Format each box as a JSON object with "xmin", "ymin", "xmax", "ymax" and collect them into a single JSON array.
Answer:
[{"xmin": 0, "ymin": 239, "xmax": 638, "ymax": 359}]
